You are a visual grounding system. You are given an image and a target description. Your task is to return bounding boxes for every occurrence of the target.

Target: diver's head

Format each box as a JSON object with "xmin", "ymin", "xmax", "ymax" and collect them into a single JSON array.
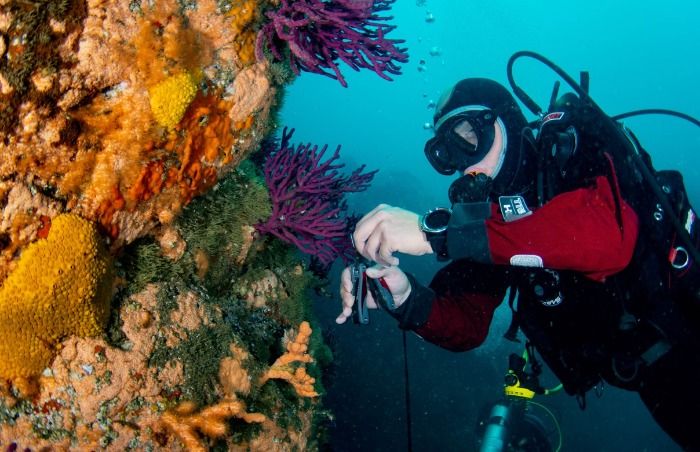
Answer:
[{"xmin": 424, "ymin": 78, "xmax": 535, "ymax": 199}]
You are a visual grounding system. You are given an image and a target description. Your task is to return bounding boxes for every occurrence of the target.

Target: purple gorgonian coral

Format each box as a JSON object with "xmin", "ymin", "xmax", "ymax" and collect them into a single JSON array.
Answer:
[
  {"xmin": 255, "ymin": 0, "xmax": 409, "ymax": 87},
  {"xmin": 256, "ymin": 127, "xmax": 377, "ymax": 266}
]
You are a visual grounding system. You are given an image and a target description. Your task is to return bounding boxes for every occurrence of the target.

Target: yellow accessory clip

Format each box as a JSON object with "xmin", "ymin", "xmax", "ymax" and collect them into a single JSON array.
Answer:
[{"xmin": 504, "ymin": 372, "xmax": 536, "ymax": 399}]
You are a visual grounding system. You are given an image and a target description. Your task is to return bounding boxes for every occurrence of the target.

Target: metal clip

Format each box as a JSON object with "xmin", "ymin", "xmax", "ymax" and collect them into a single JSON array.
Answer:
[
  {"xmin": 670, "ymin": 246, "xmax": 690, "ymax": 270},
  {"xmin": 653, "ymin": 203, "xmax": 664, "ymax": 222}
]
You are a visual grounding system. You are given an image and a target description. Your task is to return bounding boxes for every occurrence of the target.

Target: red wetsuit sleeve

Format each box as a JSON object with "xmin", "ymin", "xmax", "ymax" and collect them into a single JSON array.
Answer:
[
  {"xmin": 398, "ymin": 262, "xmax": 508, "ymax": 352},
  {"xmin": 485, "ymin": 175, "xmax": 639, "ymax": 281},
  {"xmin": 414, "ymin": 291, "xmax": 503, "ymax": 352}
]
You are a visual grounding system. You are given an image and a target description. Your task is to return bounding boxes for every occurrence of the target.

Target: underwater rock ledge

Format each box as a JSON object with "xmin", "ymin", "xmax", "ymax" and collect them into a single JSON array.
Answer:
[{"xmin": 0, "ymin": 0, "xmax": 333, "ymax": 449}]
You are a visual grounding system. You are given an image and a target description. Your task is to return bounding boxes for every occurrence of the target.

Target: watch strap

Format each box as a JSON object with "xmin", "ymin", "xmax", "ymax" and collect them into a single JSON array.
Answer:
[{"xmin": 427, "ymin": 232, "xmax": 449, "ymax": 261}]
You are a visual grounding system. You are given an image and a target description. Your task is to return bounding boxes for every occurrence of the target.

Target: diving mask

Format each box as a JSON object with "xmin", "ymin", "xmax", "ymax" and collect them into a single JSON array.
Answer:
[{"xmin": 424, "ymin": 108, "xmax": 497, "ymax": 175}]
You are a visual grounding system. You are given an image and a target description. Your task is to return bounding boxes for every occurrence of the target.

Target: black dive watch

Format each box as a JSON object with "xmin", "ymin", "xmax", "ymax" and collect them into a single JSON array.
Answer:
[{"xmin": 419, "ymin": 207, "xmax": 451, "ymax": 258}]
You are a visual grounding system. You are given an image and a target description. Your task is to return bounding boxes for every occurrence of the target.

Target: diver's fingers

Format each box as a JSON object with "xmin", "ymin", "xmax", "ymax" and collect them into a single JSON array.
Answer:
[
  {"xmin": 336, "ymin": 267, "xmax": 355, "ymax": 324},
  {"xmin": 364, "ymin": 228, "xmax": 398, "ymax": 267},
  {"xmin": 355, "ymin": 204, "xmax": 389, "ymax": 231},
  {"xmin": 365, "ymin": 265, "xmax": 390, "ymax": 279},
  {"xmin": 336, "ymin": 306, "xmax": 353, "ymax": 324},
  {"xmin": 353, "ymin": 204, "xmax": 391, "ymax": 256},
  {"xmin": 362, "ymin": 227, "xmax": 383, "ymax": 264},
  {"xmin": 340, "ymin": 266, "xmax": 353, "ymax": 294},
  {"xmin": 378, "ymin": 242, "xmax": 400, "ymax": 267}
]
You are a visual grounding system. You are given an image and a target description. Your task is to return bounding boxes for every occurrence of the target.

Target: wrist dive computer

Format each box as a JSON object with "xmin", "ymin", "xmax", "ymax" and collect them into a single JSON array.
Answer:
[{"xmin": 420, "ymin": 207, "xmax": 451, "ymax": 257}]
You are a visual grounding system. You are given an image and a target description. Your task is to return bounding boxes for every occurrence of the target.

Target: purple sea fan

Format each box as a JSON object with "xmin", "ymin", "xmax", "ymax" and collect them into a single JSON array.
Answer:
[
  {"xmin": 255, "ymin": 0, "xmax": 409, "ymax": 87},
  {"xmin": 256, "ymin": 127, "xmax": 377, "ymax": 266}
]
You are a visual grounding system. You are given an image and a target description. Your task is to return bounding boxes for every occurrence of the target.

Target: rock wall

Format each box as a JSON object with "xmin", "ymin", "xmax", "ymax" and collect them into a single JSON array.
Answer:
[{"xmin": 0, "ymin": 0, "xmax": 330, "ymax": 449}]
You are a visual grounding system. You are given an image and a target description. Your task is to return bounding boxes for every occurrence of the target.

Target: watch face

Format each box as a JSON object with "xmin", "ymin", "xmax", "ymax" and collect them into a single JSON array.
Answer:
[{"xmin": 425, "ymin": 208, "xmax": 451, "ymax": 230}]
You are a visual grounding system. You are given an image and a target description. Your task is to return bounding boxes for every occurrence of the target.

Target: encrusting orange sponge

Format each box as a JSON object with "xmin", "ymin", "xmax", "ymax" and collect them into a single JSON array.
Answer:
[{"xmin": 0, "ymin": 214, "xmax": 114, "ymax": 381}]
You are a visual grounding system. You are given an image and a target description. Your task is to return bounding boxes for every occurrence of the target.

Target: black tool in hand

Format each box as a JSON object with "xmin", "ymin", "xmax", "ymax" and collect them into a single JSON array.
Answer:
[
  {"xmin": 349, "ymin": 260, "xmax": 395, "ymax": 325},
  {"xmin": 350, "ymin": 261, "xmax": 370, "ymax": 324}
]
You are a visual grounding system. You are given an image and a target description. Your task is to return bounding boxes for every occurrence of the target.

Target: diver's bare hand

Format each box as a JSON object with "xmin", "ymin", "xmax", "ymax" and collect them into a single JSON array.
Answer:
[
  {"xmin": 336, "ymin": 265, "xmax": 412, "ymax": 324},
  {"xmin": 336, "ymin": 266, "xmax": 377, "ymax": 324},
  {"xmin": 352, "ymin": 204, "xmax": 433, "ymax": 267}
]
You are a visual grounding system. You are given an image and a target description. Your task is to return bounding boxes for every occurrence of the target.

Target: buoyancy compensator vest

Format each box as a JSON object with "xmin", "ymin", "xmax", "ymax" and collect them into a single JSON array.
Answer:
[{"xmin": 503, "ymin": 51, "xmax": 700, "ymax": 400}]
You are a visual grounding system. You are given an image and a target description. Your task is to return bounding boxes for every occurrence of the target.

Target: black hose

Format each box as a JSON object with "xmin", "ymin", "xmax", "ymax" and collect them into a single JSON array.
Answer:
[
  {"xmin": 402, "ymin": 330, "xmax": 413, "ymax": 452},
  {"xmin": 612, "ymin": 109, "xmax": 700, "ymax": 128},
  {"xmin": 507, "ymin": 51, "xmax": 591, "ymax": 114}
]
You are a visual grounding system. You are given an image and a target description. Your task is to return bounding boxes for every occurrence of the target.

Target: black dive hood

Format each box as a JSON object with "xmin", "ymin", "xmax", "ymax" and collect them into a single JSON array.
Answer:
[{"xmin": 429, "ymin": 78, "xmax": 537, "ymax": 199}]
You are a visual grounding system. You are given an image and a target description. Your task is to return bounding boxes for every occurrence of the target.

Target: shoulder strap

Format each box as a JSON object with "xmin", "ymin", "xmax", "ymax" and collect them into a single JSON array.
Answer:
[{"xmin": 503, "ymin": 285, "xmax": 521, "ymax": 342}]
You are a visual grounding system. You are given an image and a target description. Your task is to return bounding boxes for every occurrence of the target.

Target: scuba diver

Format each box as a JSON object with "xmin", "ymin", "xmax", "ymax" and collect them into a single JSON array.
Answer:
[{"xmin": 336, "ymin": 52, "xmax": 700, "ymax": 450}]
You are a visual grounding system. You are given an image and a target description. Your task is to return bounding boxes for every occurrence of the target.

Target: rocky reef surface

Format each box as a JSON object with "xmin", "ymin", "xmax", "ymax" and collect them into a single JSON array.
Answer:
[{"xmin": 0, "ymin": 0, "xmax": 334, "ymax": 449}]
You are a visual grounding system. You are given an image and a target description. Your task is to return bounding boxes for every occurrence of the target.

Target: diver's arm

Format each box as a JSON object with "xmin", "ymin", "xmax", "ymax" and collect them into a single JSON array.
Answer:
[
  {"xmin": 391, "ymin": 260, "xmax": 507, "ymax": 352},
  {"xmin": 446, "ymin": 175, "xmax": 639, "ymax": 282}
]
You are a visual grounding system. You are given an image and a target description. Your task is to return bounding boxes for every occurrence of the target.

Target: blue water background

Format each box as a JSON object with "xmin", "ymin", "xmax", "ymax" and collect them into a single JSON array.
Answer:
[{"xmin": 280, "ymin": 1, "xmax": 699, "ymax": 450}]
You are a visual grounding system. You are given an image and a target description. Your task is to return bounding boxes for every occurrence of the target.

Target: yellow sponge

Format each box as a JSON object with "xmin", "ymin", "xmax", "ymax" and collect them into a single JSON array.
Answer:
[
  {"xmin": 148, "ymin": 72, "xmax": 198, "ymax": 129},
  {"xmin": 0, "ymin": 214, "xmax": 114, "ymax": 380}
]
